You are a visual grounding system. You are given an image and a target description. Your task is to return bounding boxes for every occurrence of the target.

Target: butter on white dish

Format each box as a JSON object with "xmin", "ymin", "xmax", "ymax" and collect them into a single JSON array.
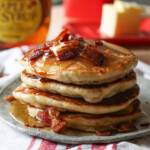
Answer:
[{"xmin": 99, "ymin": 1, "xmax": 144, "ymax": 37}]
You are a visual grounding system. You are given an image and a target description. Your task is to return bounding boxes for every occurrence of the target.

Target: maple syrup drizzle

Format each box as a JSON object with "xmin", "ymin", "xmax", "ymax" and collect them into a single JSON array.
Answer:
[{"xmin": 10, "ymin": 99, "xmax": 94, "ymax": 136}]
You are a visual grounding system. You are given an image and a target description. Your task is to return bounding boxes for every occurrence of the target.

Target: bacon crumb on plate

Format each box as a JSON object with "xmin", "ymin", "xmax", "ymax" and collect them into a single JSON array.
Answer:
[
  {"xmin": 106, "ymin": 49, "xmax": 111, "ymax": 54},
  {"xmin": 4, "ymin": 95, "xmax": 15, "ymax": 102},
  {"xmin": 140, "ymin": 122, "xmax": 150, "ymax": 127},
  {"xmin": 96, "ymin": 131, "xmax": 112, "ymax": 136},
  {"xmin": 0, "ymin": 74, "xmax": 9, "ymax": 78},
  {"xmin": 145, "ymin": 101, "xmax": 149, "ymax": 104}
]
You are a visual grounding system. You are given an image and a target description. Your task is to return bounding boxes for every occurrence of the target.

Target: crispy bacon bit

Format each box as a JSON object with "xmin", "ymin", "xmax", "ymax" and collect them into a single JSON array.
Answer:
[
  {"xmin": 41, "ymin": 44, "xmax": 49, "ymax": 50},
  {"xmin": 49, "ymin": 108, "xmax": 66, "ymax": 133},
  {"xmin": 106, "ymin": 49, "xmax": 111, "ymax": 54},
  {"xmin": 68, "ymin": 36, "xmax": 83, "ymax": 42},
  {"xmin": 51, "ymin": 118, "xmax": 66, "ymax": 133},
  {"xmin": 118, "ymin": 122, "xmax": 137, "ymax": 132},
  {"xmin": 140, "ymin": 122, "xmax": 150, "ymax": 127},
  {"xmin": 4, "ymin": 95, "xmax": 15, "ymax": 102},
  {"xmin": 53, "ymin": 42, "xmax": 60, "ymax": 47},
  {"xmin": 49, "ymin": 108, "xmax": 60, "ymax": 118},
  {"xmin": 57, "ymin": 49, "xmax": 77, "ymax": 61},
  {"xmin": 54, "ymin": 28, "xmax": 70, "ymax": 42},
  {"xmin": 87, "ymin": 40, "xmax": 103, "ymax": 47},
  {"xmin": 37, "ymin": 109, "xmax": 51, "ymax": 125},
  {"xmin": 110, "ymin": 122, "xmax": 137, "ymax": 133},
  {"xmin": 37, "ymin": 108, "xmax": 66, "ymax": 133},
  {"xmin": 96, "ymin": 131, "xmax": 112, "ymax": 136},
  {"xmin": 99, "ymin": 69, "xmax": 104, "ymax": 74},
  {"xmin": 0, "ymin": 74, "xmax": 9, "ymax": 78},
  {"xmin": 56, "ymin": 41, "xmax": 80, "ymax": 61},
  {"xmin": 26, "ymin": 29, "xmax": 104, "ymax": 62},
  {"xmin": 28, "ymin": 50, "xmax": 44, "ymax": 60},
  {"xmin": 80, "ymin": 45, "xmax": 103, "ymax": 66},
  {"xmin": 94, "ymin": 40, "xmax": 103, "ymax": 46}
]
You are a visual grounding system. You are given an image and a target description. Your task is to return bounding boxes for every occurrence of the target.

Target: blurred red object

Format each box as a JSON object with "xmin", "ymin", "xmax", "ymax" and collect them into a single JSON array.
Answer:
[
  {"xmin": 63, "ymin": 0, "xmax": 114, "ymax": 25},
  {"xmin": 63, "ymin": 18, "xmax": 150, "ymax": 44}
]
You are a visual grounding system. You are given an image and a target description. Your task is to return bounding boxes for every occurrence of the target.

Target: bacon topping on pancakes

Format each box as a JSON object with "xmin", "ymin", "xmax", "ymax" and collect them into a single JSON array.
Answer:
[
  {"xmin": 27, "ymin": 28, "xmax": 104, "ymax": 65},
  {"xmin": 53, "ymin": 28, "xmax": 70, "ymax": 42},
  {"xmin": 37, "ymin": 108, "xmax": 66, "ymax": 133},
  {"xmin": 28, "ymin": 50, "xmax": 44, "ymax": 60},
  {"xmin": 80, "ymin": 45, "xmax": 103, "ymax": 66}
]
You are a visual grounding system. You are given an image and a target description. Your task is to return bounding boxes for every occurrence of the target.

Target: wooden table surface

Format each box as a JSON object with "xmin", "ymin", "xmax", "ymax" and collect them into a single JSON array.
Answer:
[{"xmin": 48, "ymin": 5, "xmax": 150, "ymax": 65}]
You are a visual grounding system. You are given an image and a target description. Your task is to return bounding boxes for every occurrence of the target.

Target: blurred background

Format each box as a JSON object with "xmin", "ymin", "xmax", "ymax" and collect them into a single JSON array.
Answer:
[{"xmin": 0, "ymin": 0, "xmax": 150, "ymax": 63}]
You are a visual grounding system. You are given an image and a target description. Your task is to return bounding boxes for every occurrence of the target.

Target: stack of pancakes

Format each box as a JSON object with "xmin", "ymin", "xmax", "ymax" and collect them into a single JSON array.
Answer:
[{"xmin": 13, "ymin": 31, "xmax": 141, "ymax": 134}]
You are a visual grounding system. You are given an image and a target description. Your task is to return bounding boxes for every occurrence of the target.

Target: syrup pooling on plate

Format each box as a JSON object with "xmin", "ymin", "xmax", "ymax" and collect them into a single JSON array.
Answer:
[
  {"xmin": 10, "ymin": 99, "xmax": 140, "ymax": 135},
  {"xmin": 10, "ymin": 99, "xmax": 95, "ymax": 136}
]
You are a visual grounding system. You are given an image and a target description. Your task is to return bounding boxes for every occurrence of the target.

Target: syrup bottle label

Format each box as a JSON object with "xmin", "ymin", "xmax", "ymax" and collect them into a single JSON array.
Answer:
[{"xmin": 0, "ymin": 0, "xmax": 42, "ymax": 43}]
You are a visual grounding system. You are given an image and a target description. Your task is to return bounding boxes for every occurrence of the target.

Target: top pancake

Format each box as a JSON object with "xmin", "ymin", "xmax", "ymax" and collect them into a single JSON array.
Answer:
[{"xmin": 21, "ymin": 40, "xmax": 137, "ymax": 85}]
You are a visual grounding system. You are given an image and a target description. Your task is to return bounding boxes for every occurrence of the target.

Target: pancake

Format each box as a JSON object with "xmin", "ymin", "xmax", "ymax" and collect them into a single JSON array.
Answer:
[
  {"xmin": 13, "ymin": 84, "xmax": 139, "ymax": 114},
  {"xmin": 28, "ymin": 100, "xmax": 141, "ymax": 132},
  {"xmin": 21, "ymin": 41, "xmax": 137, "ymax": 85},
  {"xmin": 21, "ymin": 70, "xmax": 136, "ymax": 103}
]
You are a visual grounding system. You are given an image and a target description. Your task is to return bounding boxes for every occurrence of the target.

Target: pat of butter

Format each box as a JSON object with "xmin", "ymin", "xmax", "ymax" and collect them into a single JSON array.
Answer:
[
  {"xmin": 100, "ymin": 1, "xmax": 144, "ymax": 37},
  {"xmin": 50, "ymin": 42, "xmax": 66, "ymax": 56}
]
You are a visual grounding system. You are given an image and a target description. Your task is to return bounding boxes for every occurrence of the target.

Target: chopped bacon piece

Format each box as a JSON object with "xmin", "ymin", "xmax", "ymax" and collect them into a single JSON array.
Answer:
[
  {"xmin": 87, "ymin": 40, "xmax": 103, "ymax": 47},
  {"xmin": 106, "ymin": 49, "xmax": 111, "ymax": 54},
  {"xmin": 51, "ymin": 118, "xmax": 66, "ymax": 133},
  {"xmin": 0, "ymin": 74, "xmax": 9, "ymax": 78},
  {"xmin": 55, "ymin": 41, "xmax": 80, "ymax": 61},
  {"xmin": 4, "ymin": 95, "xmax": 15, "ymax": 102},
  {"xmin": 118, "ymin": 122, "xmax": 137, "ymax": 132},
  {"xmin": 96, "ymin": 122, "xmax": 137, "ymax": 136},
  {"xmin": 94, "ymin": 40, "xmax": 103, "ymax": 46},
  {"xmin": 96, "ymin": 131, "xmax": 112, "ymax": 136},
  {"xmin": 41, "ymin": 44, "xmax": 49, "ymax": 50},
  {"xmin": 28, "ymin": 50, "xmax": 44, "ymax": 60},
  {"xmin": 99, "ymin": 69, "xmax": 104, "ymax": 74},
  {"xmin": 80, "ymin": 45, "xmax": 103, "ymax": 66},
  {"xmin": 54, "ymin": 28, "xmax": 70, "ymax": 42},
  {"xmin": 57, "ymin": 49, "xmax": 77, "ymax": 61},
  {"xmin": 37, "ymin": 109, "xmax": 51, "ymax": 125},
  {"xmin": 110, "ymin": 122, "xmax": 137, "ymax": 133},
  {"xmin": 37, "ymin": 108, "xmax": 66, "ymax": 133},
  {"xmin": 53, "ymin": 42, "xmax": 60, "ymax": 47},
  {"xmin": 140, "ymin": 122, "xmax": 150, "ymax": 127},
  {"xmin": 49, "ymin": 108, "xmax": 60, "ymax": 118},
  {"xmin": 68, "ymin": 36, "xmax": 83, "ymax": 42}
]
